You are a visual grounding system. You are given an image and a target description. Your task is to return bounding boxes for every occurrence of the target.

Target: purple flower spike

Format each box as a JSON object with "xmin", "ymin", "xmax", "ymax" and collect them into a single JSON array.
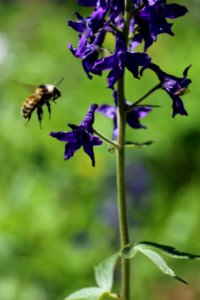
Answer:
[
  {"xmin": 50, "ymin": 104, "xmax": 102, "ymax": 167},
  {"xmin": 98, "ymin": 91, "xmax": 152, "ymax": 139},
  {"xmin": 141, "ymin": 63, "xmax": 191, "ymax": 117}
]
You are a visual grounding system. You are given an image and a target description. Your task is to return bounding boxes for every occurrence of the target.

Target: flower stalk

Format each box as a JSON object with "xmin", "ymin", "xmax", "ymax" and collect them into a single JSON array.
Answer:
[
  {"xmin": 116, "ymin": 1, "xmax": 133, "ymax": 299},
  {"xmin": 117, "ymin": 76, "xmax": 130, "ymax": 300}
]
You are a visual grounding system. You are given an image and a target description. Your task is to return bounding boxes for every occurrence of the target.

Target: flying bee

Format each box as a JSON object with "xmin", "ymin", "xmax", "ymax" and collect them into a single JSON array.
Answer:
[{"xmin": 21, "ymin": 77, "xmax": 64, "ymax": 128}]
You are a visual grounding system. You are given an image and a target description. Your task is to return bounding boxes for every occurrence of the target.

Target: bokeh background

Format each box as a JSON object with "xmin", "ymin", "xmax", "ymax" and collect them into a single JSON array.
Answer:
[{"xmin": 0, "ymin": 0, "xmax": 200, "ymax": 299}]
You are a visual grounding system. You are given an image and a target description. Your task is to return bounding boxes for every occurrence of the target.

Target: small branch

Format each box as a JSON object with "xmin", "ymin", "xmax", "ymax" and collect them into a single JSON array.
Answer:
[
  {"xmin": 127, "ymin": 83, "xmax": 162, "ymax": 113},
  {"xmin": 93, "ymin": 129, "xmax": 119, "ymax": 148},
  {"xmin": 136, "ymin": 104, "xmax": 162, "ymax": 108},
  {"xmin": 109, "ymin": 23, "xmax": 123, "ymax": 34}
]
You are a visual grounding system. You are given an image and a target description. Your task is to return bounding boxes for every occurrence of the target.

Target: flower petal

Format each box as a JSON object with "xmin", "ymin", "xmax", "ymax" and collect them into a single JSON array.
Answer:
[
  {"xmin": 98, "ymin": 104, "xmax": 116, "ymax": 119},
  {"xmin": 64, "ymin": 141, "xmax": 82, "ymax": 160},
  {"xmin": 126, "ymin": 106, "xmax": 152, "ymax": 129},
  {"xmin": 165, "ymin": 4, "xmax": 188, "ymax": 19},
  {"xmin": 93, "ymin": 54, "xmax": 117, "ymax": 71},
  {"xmin": 77, "ymin": 0, "xmax": 97, "ymax": 7},
  {"xmin": 107, "ymin": 66, "xmax": 123, "ymax": 88},
  {"xmin": 91, "ymin": 136, "xmax": 103, "ymax": 146},
  {"xmin": 126, "ymin": 52, "xmax": 151, "ymax": 78},
  {"xmin": 170, "ymin": 94, "xmax": 188, "ymax": 117},
  {"xmin": 80, "ymin": 104, "xmax": 98, "ymax": 129},
  {"xmin": 50, "ymin": 131, "xmax": 76, "ymax": 142},
  {"xmin": 83, "ymin": 142, "xmax": 96, "ymax": 166}
]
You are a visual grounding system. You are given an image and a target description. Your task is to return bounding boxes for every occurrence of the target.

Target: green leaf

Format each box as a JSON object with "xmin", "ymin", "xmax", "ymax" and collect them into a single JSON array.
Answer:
[
  {"xmin": 64, "ymin": 287, "xmax": 105, "ymax": 300},
  {"xmin": 135, "ymin": 245, "xmax": 188, "ymax": 284},
  {"xmin": 121, "ymin": 243, "xmax": 190, "ymax": 284},
  {"xmin": 99, "ymin": 292, "xmax": 119, "ymax": 300},
  {"xmin": 95, "ymin": 253, "xmax": 119, "ymax": 291},
  {"xmin": 125, "ymin": 141, "xmax": 154, "ymax": 148},
  {"xmin": 137, "ymin": 241, "xmax": 200, "ymax": 260}
]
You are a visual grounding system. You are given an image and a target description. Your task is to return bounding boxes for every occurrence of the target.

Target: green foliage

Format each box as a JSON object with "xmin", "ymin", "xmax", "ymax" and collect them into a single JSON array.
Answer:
[
  {"xmin": 122, "ymin": 242, "xmax": 200, "ymax": 284},
  {"xmin": 65, "ymin": 254, "xmax": 119, "ymax": 300},
  {"xmin": 64, "ymin": 287, "xmax": 106, "ymax": 300},
  {"xmin": 95, "ymin": 253, "xmax": 119, "ymax": 291}
]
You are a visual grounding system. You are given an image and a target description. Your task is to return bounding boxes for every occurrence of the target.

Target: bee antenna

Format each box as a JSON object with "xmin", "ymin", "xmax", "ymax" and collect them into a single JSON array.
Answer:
[{"xmin": 55, "ymin": 77, "xmax": 64, "ymax": 87}]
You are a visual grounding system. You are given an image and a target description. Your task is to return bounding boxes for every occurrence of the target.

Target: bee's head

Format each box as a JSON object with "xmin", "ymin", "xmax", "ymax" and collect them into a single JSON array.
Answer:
[
  {"xmin": 39, "ymin": 84, "xmax": 61, "ymax": 100},
  {"xmin": 52, "ymin": 86, "xmax": 61, "ymax": 100}
]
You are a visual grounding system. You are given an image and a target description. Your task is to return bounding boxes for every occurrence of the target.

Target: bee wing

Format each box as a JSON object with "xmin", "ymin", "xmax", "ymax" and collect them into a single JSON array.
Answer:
[{"xmin": 11, "ymin": 79, "xmax": 37, "ymax": 93}]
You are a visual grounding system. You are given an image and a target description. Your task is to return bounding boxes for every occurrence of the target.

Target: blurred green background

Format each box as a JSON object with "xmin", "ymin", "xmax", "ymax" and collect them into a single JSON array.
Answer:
[{"xmin": 0, "ymin": 1, "xmax": 200, "ymax": 299}]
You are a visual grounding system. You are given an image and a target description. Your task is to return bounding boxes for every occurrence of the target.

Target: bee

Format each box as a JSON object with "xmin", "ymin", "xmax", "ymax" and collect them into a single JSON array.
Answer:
[{"xmin": 21, "ymin": 77, "xmax": 64, "ymax": 128}]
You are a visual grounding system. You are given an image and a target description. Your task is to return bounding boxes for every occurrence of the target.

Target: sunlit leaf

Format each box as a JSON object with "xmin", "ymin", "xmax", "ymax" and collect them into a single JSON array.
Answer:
[
  {"xmin": 99, "ymin": 291, "xmax": 119, "ymax": 300},
  {"xmin": 64, "ymin": 287, "xmax": 105, "ymax": 300},
  {"xmin": 134, "ymin": 246, "xmax": 188, "ymax": 284},
  {"xmin": 95, "ymin": 253, "xmax": 119, "ymax": 291},
  {"xmin": 121, "ymin": 242, "xmax": 191, "ymax": 284}
]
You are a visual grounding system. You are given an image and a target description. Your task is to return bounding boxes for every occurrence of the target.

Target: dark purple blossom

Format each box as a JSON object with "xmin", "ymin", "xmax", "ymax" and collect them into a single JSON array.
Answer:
[
  {"xmin": 77, "ymin": 0, "xmax": 97, "ymax": 7},
  {"xmin": 50, "ymin": 104, "xmax": 102, "ymax": 167},
  {"xmin": 93, "ymin": 33, "xmax": 151, "ymax": 88},
  {"xmin": 69, "ymin": 0, "xmax": 124, "ymax": 38},
  {"xmin": 141, "ymin": 63, "xmax": 191, "ymax": 117},
  {"xmin": 68, "ymin": 8, "xmax": 107, "ymax": 37},
  {"xmin": 133, "ymin": 1, "xmax": 188, "ymax": 50},
  {"xmin": 77, "ymin": 0, "xmax": 124, "ymax": 22},
  {"xmin": 68, "ymin": 29, "xmax": 106, "ymax": 79},
  {"xmin": 98, "ymin": 91, "xmax": 152, "ymax": 139}
]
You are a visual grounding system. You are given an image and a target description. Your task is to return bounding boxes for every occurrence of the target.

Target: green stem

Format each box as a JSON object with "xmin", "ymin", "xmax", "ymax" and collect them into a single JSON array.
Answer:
[
  {"xmin": 116, "ymin": 2, "xmax": 133, "ymax": 299},
  {"xmin": 127, "ymin": 83, "xmax": 162, "ymax": 113},
  {"xmin": 93, "ymin": 129, "xmax": 119, "ymax": 148},
  {"xmin": 117, "ymin": 77, "xmax": 130, "ymax": 300}
]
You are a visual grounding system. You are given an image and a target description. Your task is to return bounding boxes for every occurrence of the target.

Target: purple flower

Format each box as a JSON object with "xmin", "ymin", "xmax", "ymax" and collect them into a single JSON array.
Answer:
[
  {"xmin": 77, "ymin": 0, "xmax": 124, "ymax": 22},
  {"xmin": 77, "ymin": 0, "xmax": 97, "ymax": 7},
  {"xmin": 68, "ymin": 29, "xmax": 106, "ymax": 79},
  {"xmin": 93, "ymin": 33, "xmax": 151, "ymax": 88},
  {"xmin": 98, "ymin": 91, "xmax": 152, "ymax": 139},
  {"xmin": 141, "ymin": 63, "xmax": 191, "ymax": 117},
  {"xmin": 50, "ymin": 104, "xmax": 102, "ymax": 167},
  {"xmin": 133, "ymin": 0, "xmax": 188, "ymax": 50},
  {"xmin": 68, "ymin": 7, "xmax": 107, "ymax": 37}
]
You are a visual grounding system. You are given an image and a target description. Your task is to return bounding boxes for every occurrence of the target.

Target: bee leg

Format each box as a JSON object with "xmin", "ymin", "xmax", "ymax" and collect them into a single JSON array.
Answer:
[
  {"xmin": 25, "ymin": 117, "xmax": 31, "ymax": 126},
  {"xmin": 37, "ymin": 106, "xmax": 43, "ymax": 129},
  {"xmin": 46, "ymin": 102, "xmax": 51, "ymax": 120},
  {"xmin": 24, "ymin": 112, "xmax": 32, "ymax": 126},
  {"xmin": 53, "ymin": 95, "xmax": 58, "ymax": 102}
]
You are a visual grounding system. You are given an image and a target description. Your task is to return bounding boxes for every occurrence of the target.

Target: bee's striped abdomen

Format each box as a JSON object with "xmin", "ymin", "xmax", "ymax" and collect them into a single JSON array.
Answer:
[{"xmin": 21, "ymin": 94, "xmax": 42, "ymax": 119}]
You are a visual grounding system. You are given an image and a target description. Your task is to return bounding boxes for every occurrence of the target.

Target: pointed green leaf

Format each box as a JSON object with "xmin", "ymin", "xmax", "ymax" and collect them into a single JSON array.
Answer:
[
  {"xmin": 64, "ymin": 287, "xmax": 105, "ymax": 300},
  {"xmin": 125, "ymin": 141, "xmax": 154, "ymax": 148},
  {"xmin": 137, "ymin": 104, "xmax": 162, "ymax": 108},
  {"xmin": 134, "ymin": 245, "xmax": 188, "ymax": 284},
  {"xmin": 137, "ymin": 241, "xmax": 200, "ymax": 260},
  {"xmin": 95, "ymin": 253, "xmax": 119, "ymax": 291}
]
